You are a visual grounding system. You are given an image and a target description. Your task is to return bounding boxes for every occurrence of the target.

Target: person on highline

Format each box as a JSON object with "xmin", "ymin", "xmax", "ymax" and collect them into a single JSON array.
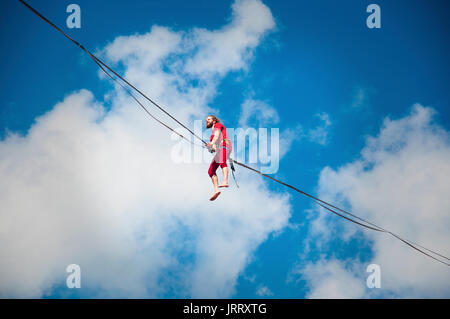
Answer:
[{"xmin": 205, "ymin": 115, "xmax": 232, "ymax": 201}]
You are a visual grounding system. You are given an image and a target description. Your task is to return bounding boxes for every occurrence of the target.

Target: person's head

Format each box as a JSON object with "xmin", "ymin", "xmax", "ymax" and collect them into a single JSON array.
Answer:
[{"xmin": 206, "ymin": 115, "xmax": 220, "ymax": 128}]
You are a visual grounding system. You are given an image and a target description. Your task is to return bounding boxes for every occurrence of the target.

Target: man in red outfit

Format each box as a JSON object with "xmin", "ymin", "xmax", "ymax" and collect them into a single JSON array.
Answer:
[{"xmin": 206, "ymin": 115, "xmax": 232, "ymax": 201}]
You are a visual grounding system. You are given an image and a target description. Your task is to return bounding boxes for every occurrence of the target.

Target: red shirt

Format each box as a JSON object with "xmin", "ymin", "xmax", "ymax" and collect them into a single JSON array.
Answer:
[{"xmin": 210, "ymin": 122, "xmax": 230, "ymax": 148}]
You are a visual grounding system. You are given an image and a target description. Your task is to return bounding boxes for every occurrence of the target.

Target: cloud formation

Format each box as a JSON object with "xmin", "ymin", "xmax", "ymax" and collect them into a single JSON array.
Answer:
[
  {"xmin": 184, "ymin": 0, "xmax": 276, "ymax": 77},
  {"xmin": 0, "ymin": 0, "xmax": 290, "ymax": 298},
  {"xmin": 238, "ymin": 98, "xmax": 280, "ymax": 128},
  {"xmin": 299, "ymin": 259, "xmax": 366, "ymax": 299},
  {"xmin": 308, "ymin": 112, "xmax": 331, "ymax": 146},
  {"xmin": 296, "ymin": 104, "xmax": 450, "ymax": 298},
  {"xmin": 256, "ymin": 285, "xmax": 274, "ymax": 297}
]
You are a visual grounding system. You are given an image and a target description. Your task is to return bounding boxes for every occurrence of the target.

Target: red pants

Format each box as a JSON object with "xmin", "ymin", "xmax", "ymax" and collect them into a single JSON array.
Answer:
[{"xmin": 208, "ymin": 147, "xmax": 231, "ymax": 177}]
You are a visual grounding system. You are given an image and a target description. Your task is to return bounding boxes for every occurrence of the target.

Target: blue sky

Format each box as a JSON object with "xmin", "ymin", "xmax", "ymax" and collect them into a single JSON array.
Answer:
[{"xmin": 1, "ymin": 0, "xmax": 450, "ymax": 298}]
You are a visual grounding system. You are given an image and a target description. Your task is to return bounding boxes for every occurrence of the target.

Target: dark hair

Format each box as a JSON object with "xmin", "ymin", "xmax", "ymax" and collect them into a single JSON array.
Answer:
[{"xmin": 207, "ymin": 115, "xmax": 220, "ymax": 123}]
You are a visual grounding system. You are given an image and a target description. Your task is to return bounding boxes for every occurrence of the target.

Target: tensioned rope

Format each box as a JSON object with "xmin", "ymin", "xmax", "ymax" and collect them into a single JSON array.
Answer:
[
  {"xmin": 90, "ymin": 50, "xmax": 203, "ymax": 148},
  {"xmin": 17, "ymin": 0, "xmax": 205, "ymax": 148},
  {"xmin": 17, "ymin": 0, "xmax": 450, "ymax": 267}
]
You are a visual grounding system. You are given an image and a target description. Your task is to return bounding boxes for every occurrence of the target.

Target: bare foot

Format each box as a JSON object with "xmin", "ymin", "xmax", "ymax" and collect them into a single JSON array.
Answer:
[
  {"xmin": 218, "ymin": 183, "xmax": 229, "ymax": 188},
  {"xmin": 209, "ymin": 191, "xmax": 221, "ymax": 201}
]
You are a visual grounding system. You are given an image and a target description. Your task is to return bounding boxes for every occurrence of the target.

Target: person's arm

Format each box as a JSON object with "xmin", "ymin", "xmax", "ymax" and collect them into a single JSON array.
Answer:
[
  {"xmin": 210, "ymin": 129, "xmax": 220, "ymax": 146},
  {"xmin": 207, "ymin": 126, "xmax": 221, "ymax": 152}
]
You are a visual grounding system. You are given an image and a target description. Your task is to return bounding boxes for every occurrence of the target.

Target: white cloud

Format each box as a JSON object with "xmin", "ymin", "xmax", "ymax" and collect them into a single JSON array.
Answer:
[
  {"xmin": 236, "ymin": 101, "xmax": 331, "ymax": 165},
  {"xmin": 279, "ymin": 124, "xmax": 303, "ymax": 159},
  {"xmin": 349, "ymin": 86, "xmax": 375, "ymax": 111},
  {"xmin": 236, "ymin": 97, "xmax": 303, "ymax": 164},
  {"xmin": 256, "ymin": 285, "xmax": 274, "ymax": 297},
  {"xmin": 238, "ymin": 98, "xmax": 279, "ymax": 128},
  {"xmin": 351, "ymin": 87, "xmax": 367, "ymax": 109},
  {"xmin": 308, "ymin": 112, "xmax": 331, "ymax": 146},
  {"xmin": 104, "ymin": 25, "xmax": 182, "ymax": 72},
  {"xmin": 299, "ymin": 259, "xmax": 366, "ymax": 299},
  {"xmin": 352, "ymin": 87, "xmax": 366, "ymax": 109},
  {"xmin": 0, "ymin": 0, "xmax": 289, "ymax": 298},
  {"xmin": 298, "ymin": 104, "xmax": 450, "ymax": 298},
  {"xmin": 184, "ymin": 0, "xmax": 276, "ymax": 78}
]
